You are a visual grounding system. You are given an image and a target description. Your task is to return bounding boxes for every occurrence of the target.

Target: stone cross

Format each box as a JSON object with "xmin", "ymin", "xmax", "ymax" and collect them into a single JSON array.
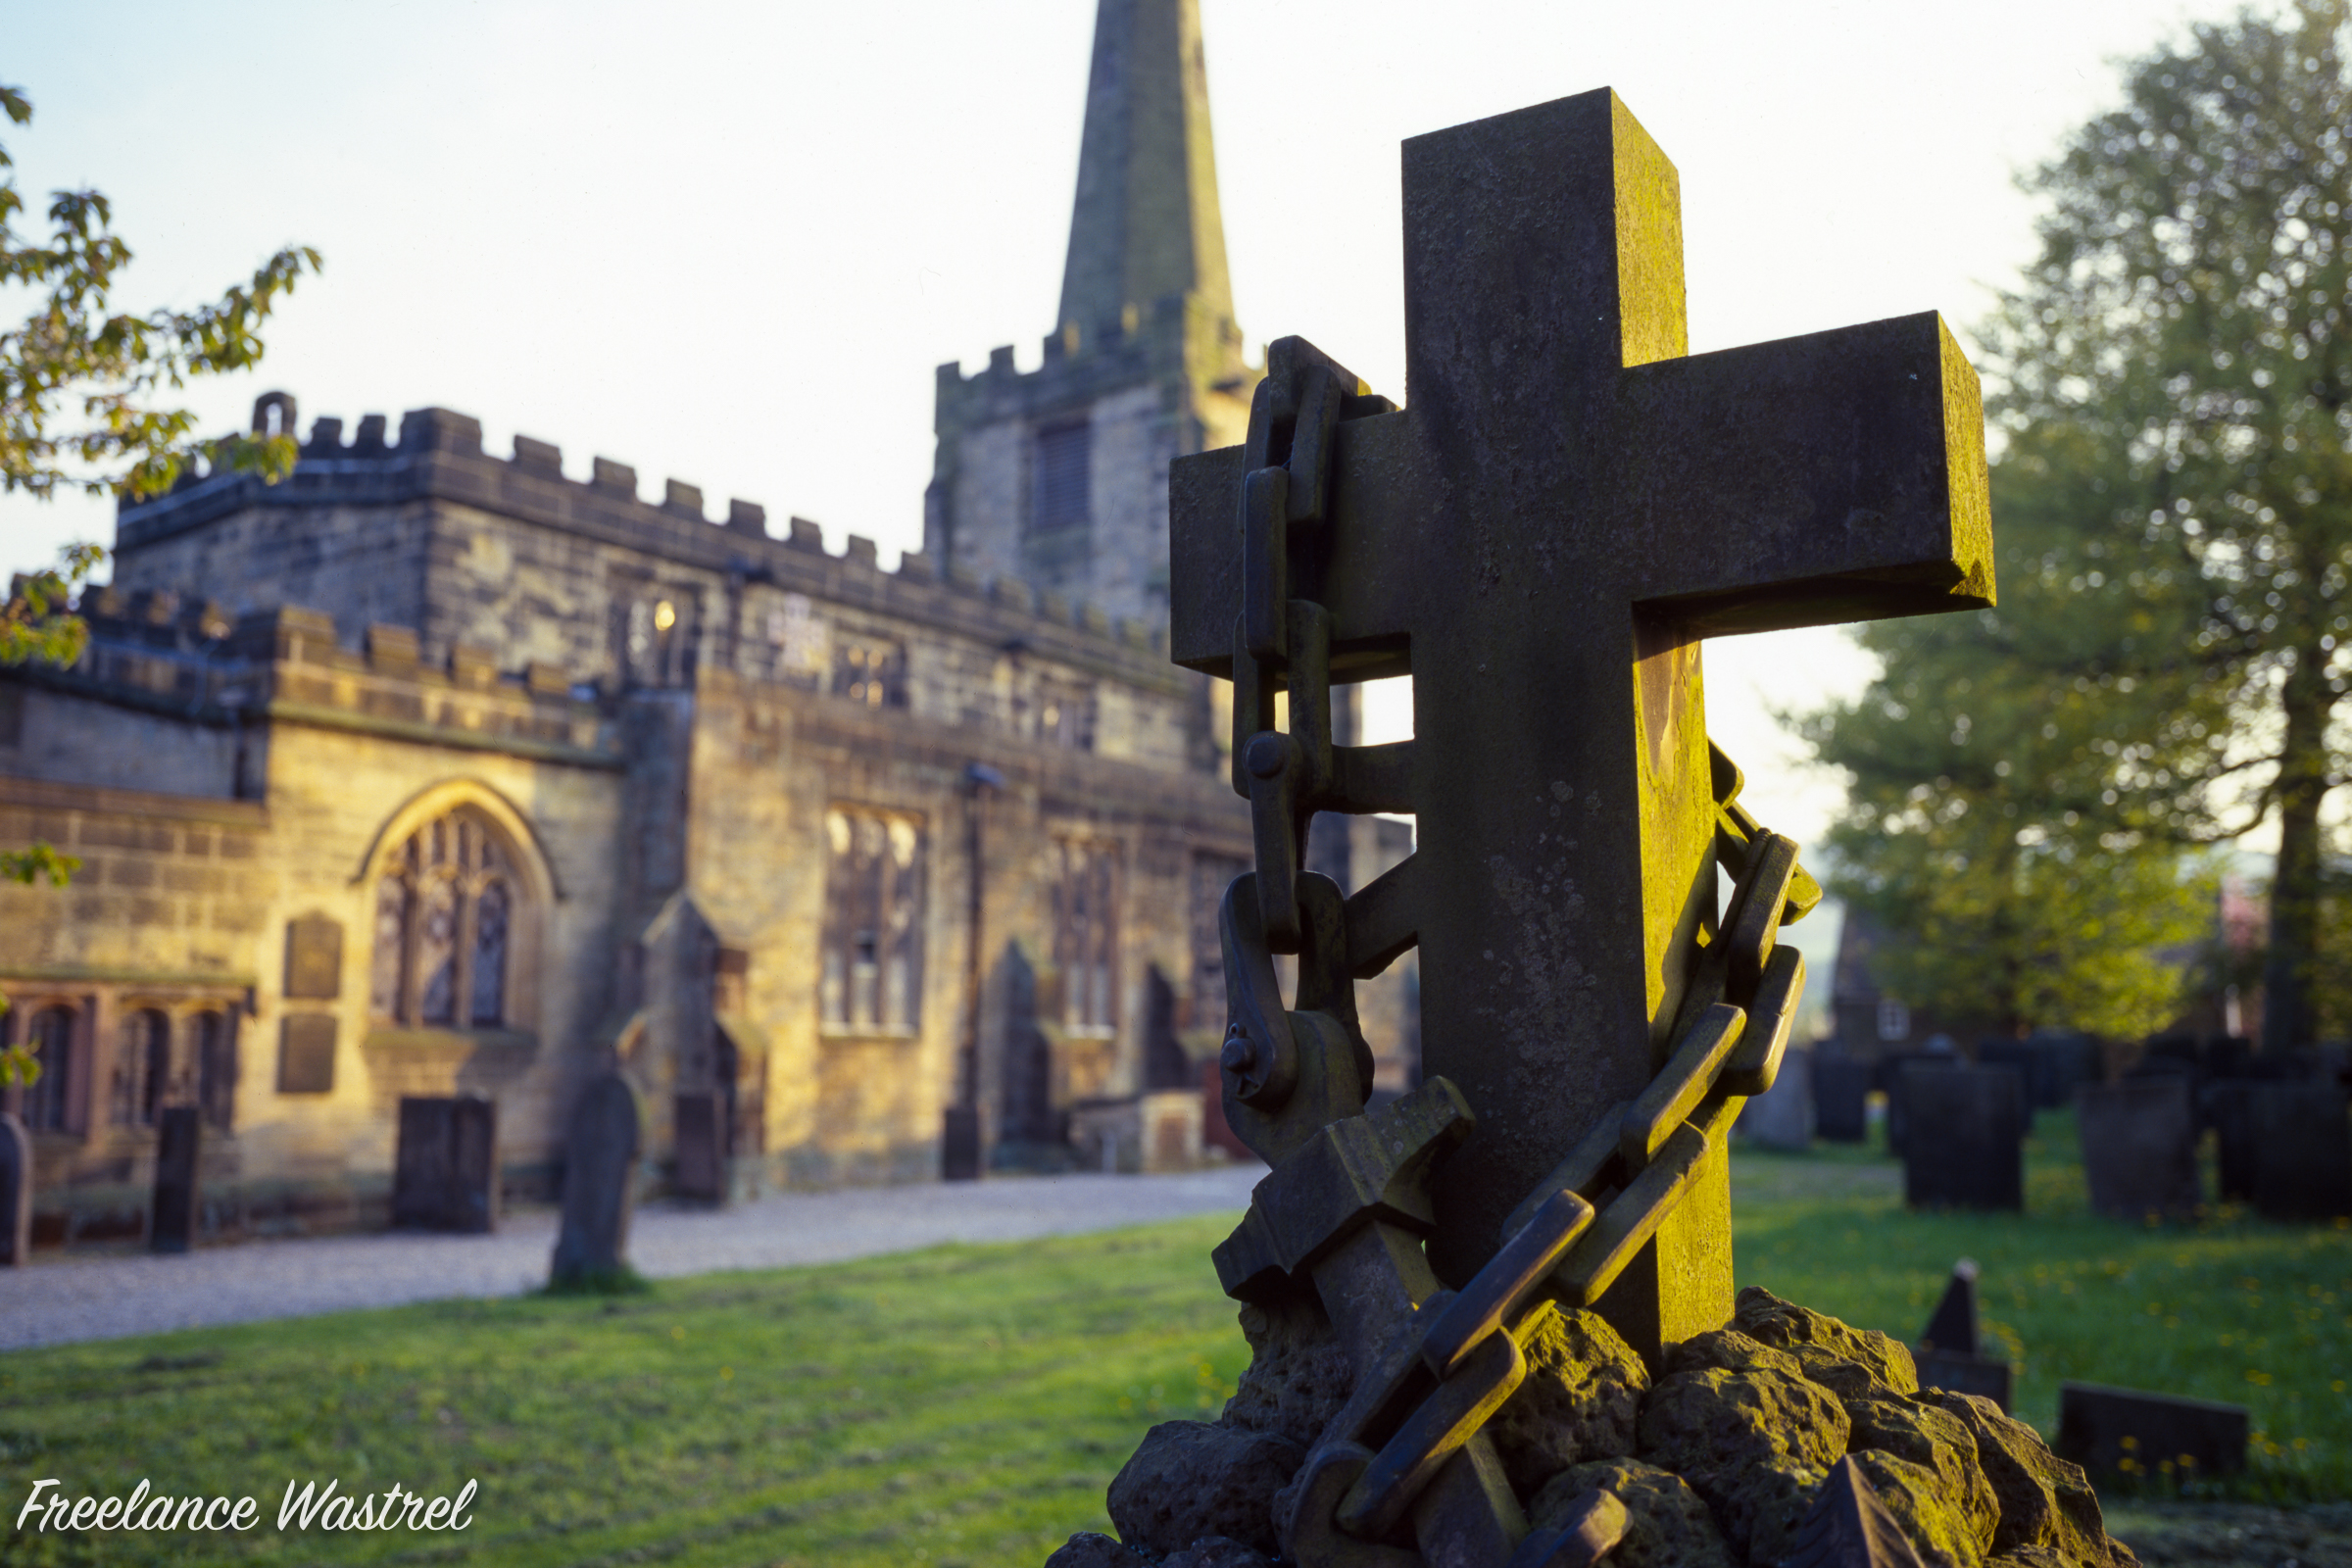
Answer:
[{"xmin": 1169, "ymin": 89, "xmax": 1991, "ymax": 1356}]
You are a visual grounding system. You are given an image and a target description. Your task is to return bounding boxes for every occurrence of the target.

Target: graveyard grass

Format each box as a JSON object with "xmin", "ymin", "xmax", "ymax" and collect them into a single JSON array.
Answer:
[{"xmin": 3, "ymin": 1120, "xmax": 2347, "ymax": 1568}]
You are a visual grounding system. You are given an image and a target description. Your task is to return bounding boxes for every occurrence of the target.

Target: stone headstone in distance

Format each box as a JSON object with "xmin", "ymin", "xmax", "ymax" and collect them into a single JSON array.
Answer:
[
  {"xmin": 1739, "ymin": 1044, "xmax": 1814, "ymax": 1150},
  {"xmin": 2247, "ymin": 1083, "xmax": 2352, "ymax": 1221},
  {"xmin": 392, "ymin": 1095, "xmax": 501, "ymax": 1233},
  {"xmin": 672, "ymin": 1092, "xmax": 725, "ymax": 1203},
  {"xmin": 1913, "ymin": 1257, "xmax": 2013, "ymax": 1411},
  {"xmin": 2202, "ymin": 1080, "xmax": 2261, "ymax": 1202},
  {"xmin": 0, "ymin": 1110, "xmax": 32, "ymax": 1266},
  {"xmin": 150, "ymin": 1105, "xmax": 201, "ymax": 1254},
  {"xmin": 2078, "ymin": 1077, "xmax": 2201, "ymax": 1221},
  {"xmin": 1899, "ymin": 1064, "xmax": 2024, "ymax": 1211},
  {"xmin": 941, "ymin": 1103, "xmax": 984, "ymax": 1181},
  {"xmin": 1814, "ymin": 1054, "xmax": 1872, "ymax": 1144},
  {"xmin": 2057, "ymin": 1381, "xmax": 2248, "ymax": 1481},
  {"xmin": 551, "ymin": 1073, "xmax": 641, "ymax": 1287},
  {"xmin": 1782, "ymin": 1455, "xmax": 1925, "ymax": 1568}
]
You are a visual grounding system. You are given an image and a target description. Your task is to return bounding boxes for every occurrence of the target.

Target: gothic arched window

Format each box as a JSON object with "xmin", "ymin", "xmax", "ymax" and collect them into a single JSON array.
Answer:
[{"xmin": 371, "ymin": 809, "xmax": 518, "ymax": 1030}]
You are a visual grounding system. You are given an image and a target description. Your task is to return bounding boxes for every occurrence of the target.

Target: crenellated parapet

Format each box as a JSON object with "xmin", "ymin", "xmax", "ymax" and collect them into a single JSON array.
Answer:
[
  {"xmin": 115, "ymin": 395, "xmax": 1176, "ymax": 692},
  {"xmin": 37, "ymin": 594, "xmax": 613, "ymax": 766}
]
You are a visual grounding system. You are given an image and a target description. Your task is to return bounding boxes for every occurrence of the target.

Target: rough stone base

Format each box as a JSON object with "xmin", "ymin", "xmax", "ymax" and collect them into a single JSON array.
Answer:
[{"xmin": 1052, "ymin": 1285, "xmax": 2139, "ymax": 1568}]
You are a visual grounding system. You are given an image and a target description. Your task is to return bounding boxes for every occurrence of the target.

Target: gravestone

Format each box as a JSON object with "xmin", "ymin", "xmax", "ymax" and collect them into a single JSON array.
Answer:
[
  {"xmin": 1105, "ymin": 84, "xmax": 2054, "ymax": 1568},
  {"xmin": 150, "ymin": 1105, "xmax": 202, "ymax": 1254},
  {"xmin": 2057, "ymin": 1383, "xmax": 2248, "ymax": 1480},
  {"xmin": 1739, "ymin": 1043, "xmax": 1814, "ymax": 1150},
  {"xmin": 1881, "ymin": 1049, "xmax": 1957, "ymax": 1157},
  {"xmin": 2077, "ymin": 1078, "xmax": 2200, "ymax": 1221},
  {"xmin": 1168, "ymin": 87, "xmax": 1992, "ymax": 1354},
  {"xmin": 550, "ymin": 1073, "xmax": 640, "ymax": 1287},
  {"xmin": 2246, "ymin": 1083, "xmax": 2352, "ymax": 1221},
  {"xmin": 0, "ymin": 1110, "xmax": 30, "ymax": 1266},
  {"xmin": 941, "ymin": 1104, "xmax": 984, "ymax": 1181},
  {"xmin": 1813, "ymin": 1054, "xmax": 1872, "ymax": 1144},
  {"xmin": 1898, "ymin": 1065, "xmax": 2023, "ymax": 1211},
  {"xmin": 391, "ymin": 1096, "xmax": 499, "ymax": 1232},
  {"xmin": 2206, "ymin": 1081, "xmax": 2260, "ymax": 1201},
  {"xmin": 1912, "ymin": 1259, "xmax": 2012, "ymax": 1411},
  {"xmin": 672, "ymin": 1092, "xmax": 725, "ymax": 1202}
]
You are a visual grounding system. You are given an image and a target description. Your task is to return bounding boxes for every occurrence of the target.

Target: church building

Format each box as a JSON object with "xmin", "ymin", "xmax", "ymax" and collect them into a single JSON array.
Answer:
[{"xmin": 0, "ymin": 0, "xmax": 1414, "ymax": 1248}]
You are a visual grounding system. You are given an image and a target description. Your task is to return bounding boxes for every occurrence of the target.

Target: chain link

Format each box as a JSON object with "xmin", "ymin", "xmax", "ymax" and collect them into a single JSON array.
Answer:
[{"xmin": 1212, "ymin": 340, "xmax": 1815, "ymax": 1564}]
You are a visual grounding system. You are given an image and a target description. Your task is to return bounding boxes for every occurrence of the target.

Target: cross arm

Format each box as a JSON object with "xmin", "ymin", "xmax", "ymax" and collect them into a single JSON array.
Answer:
[
  {"xmin": 1613, "ymin": 311, "xmax": 1993, "ymax": 633},
  {"xmin": 1169, "ymin": 411, "xmax": 1432, "ymax": 679}
]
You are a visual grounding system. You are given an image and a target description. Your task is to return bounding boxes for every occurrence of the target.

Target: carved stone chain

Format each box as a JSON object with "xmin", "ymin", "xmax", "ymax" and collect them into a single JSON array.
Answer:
[{"xmin": 1209, "ymin": 344, "xmax": 1825, "ymax": 1568}]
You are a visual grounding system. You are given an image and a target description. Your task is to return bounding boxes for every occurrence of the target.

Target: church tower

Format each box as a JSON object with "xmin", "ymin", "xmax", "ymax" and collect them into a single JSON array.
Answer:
[{"xmin": 924, "ymin": 0, "xmax": 1259, "ymax": 626}]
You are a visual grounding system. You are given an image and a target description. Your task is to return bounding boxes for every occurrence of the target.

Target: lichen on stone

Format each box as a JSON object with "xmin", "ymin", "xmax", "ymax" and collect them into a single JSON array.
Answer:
[
  {"xmin": 1532, "ymin": 1458, "xmax": 1736, "ymax": 1568},
  {"xmin": 1483, "ymin": 1304, "xmax": 1648, "ymax": 1494}
]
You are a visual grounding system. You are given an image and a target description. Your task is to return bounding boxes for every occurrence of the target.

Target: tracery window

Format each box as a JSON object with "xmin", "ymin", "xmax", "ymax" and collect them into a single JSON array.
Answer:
[
  {"xmin": 1056, "ymin": 841, "xmax": 1119, "ymax": 1035},
  {"xmin": 819, "ymin": 808, "xmax": 925, "ymax": 1034},
  {"xmin": 371, "ymin": 809, "xmax": 517, "ymax": 1030}
]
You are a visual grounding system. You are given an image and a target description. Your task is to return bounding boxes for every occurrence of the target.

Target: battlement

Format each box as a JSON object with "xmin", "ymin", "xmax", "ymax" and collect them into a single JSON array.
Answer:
[
  {"xmin": 46, "ymin": 596, "xmax": 613, "ymax": 765},
  {"xmin": 117, "ymin": 394, "xmax": 1175, "ymax": 688}
]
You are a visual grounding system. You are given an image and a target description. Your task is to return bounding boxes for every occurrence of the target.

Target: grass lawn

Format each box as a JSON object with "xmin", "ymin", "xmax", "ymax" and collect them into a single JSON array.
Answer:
[{"xmin": 1, "ymin": 1112, "xmax": 2346, "ymax": 1566}]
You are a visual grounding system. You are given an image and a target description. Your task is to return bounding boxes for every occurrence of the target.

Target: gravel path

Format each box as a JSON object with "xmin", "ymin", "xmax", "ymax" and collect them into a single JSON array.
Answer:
[{"xmin": 0, "ymin": 1165, "xmax": 1263, "ymax": 1351}]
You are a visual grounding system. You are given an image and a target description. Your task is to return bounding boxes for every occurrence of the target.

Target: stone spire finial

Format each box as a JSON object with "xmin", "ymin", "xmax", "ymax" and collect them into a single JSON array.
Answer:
[{"xmin": 1054, "ymin": 0, "xmax": 1234, "ymax": 347}]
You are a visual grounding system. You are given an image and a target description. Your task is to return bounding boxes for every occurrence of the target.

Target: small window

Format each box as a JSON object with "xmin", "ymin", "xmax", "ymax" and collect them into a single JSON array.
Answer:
[
  {"xmin": 24, "ymin": 1005, "xmax": 76, "ymax": 1132},
  {"xmin": 112, "ymin": 1009, "xmax": 172, "ymax": 1127},
  {"xmin": 1877, "ymin": 998, "xmax": 1911, "ymax": 1043},
  {"xmin": 193, "ymin": 1011, "xmax": 235, "ymax": 1132},
  {"xmin": 820, "ymin": 808, "xmax": 925, "ymax": 1034},
  {"xmin": 832, "ymin": 634, "xmax": 906, "ymax": 709},
  {"xmin": 1038, "ymin": 679, "xmax": 1099, "ymax": 752},
  {"xmin": 1032, "ymin": 419, "xmax": 1091, "ymax": 536},
  {"xmin": 1190, "ymin": 853, "xmax": 1249, "ymax": 1030},
  {"xmin": 1057, "ymin": 841, "xmax": 1119, "ymax": 1035}
]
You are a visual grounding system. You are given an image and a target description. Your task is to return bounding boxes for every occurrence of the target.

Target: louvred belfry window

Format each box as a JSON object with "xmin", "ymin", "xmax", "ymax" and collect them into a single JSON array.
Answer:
[
  {"xmin": 371, "ymin": 810, "xmax": 518, "ymax": 1030},
  {"xmin": 1031, "ymin": 419, "xmax": 1091, "ymax": 536}
]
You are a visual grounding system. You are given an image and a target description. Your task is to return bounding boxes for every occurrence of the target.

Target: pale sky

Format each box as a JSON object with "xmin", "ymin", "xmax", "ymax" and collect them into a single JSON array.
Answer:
[{"xmin": 1, "ymin": 0, "xmax": 2218, "ymax": 852}]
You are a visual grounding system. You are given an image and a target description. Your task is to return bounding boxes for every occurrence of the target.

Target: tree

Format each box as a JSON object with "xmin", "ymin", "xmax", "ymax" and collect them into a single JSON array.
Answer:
[
  {"xmin": 1808, "ymin": 0, "xmax": 2352, "ymax": 1048},
  {"xmin": 0, "ymin": 80, "xmax": 319, "ymax": 1087},
  {"xmin": 1799, "ymin": 446, "xmax": 2218, "ymax": 1040}
]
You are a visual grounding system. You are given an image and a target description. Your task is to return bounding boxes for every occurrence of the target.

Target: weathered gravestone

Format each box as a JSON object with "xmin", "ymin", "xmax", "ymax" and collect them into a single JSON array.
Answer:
[
  {"xmin": 672, "ymin": 1091, "xmax": 725, "ymax": 1203},
  {"xmin": 1046, "ymin": 86, "xmax": 2152, "ymax": 1568},
  {"xmin": 550, "ymin": 1072, "xmax": 641, "ymax": 1288},
  {"xmin": 391, "ymin": 1095, "xmax": 499, "ymax": 1233},
  {"xmin": 2057, "ymin": 1382, "xmax": 2248, "ymax": 1482},
  {"xmin": 2246, "ymin": 1082, "xmax": 2352, "ymax": 1221},
  {"xmin": 1898, "ymin": 1065, "xmax": 2023, "ymax": 1211},
  {"xmin": 1738, "ymin": 1044, "xmax": 1813, "ymax": 1150},
  {"xmin": 1912, "ymin": 1258, "xmax": 2011, "ymax": 1411},
  {"xmin": 150, "ymin": 1104, "xmax": 202, "ymax": 1254},
  {"xmin": 0, "ymin": 1110, "xmax": 31, "ymax": 1266},
  {"xmin": 2077, "ymin": 1078, "xmax": 2200, "ymax": 1221},
  {"xmin": 2205, "ymin": 1080, "xmax": 2261, "ymax": 1202},
  {"xmin": 1812, "ymin": 1054, "xmax": 1872, "ymax": 1144}
]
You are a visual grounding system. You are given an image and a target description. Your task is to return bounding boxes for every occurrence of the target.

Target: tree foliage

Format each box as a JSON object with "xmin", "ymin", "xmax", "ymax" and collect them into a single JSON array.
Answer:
[
  {"xmin": 0, "ymin": 80, "xmax": 318, "ymax": 1088},
  {"xmin": 1806, "ymin": 1, "xmax": 2352, "ymax": 1042},
  {"xmin": 1977, "ymin": 0, "xmax": 2352, "ymax": 1050},
  {"xmin": 2, "ymin": 82, "xmax": 318, "ymax": 502}
]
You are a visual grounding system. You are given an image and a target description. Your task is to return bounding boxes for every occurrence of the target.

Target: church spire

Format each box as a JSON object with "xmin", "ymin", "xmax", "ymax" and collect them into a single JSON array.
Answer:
[{"xmin": 1054, "ymin": 0, "xmax": 1235, "ymax": 345}]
